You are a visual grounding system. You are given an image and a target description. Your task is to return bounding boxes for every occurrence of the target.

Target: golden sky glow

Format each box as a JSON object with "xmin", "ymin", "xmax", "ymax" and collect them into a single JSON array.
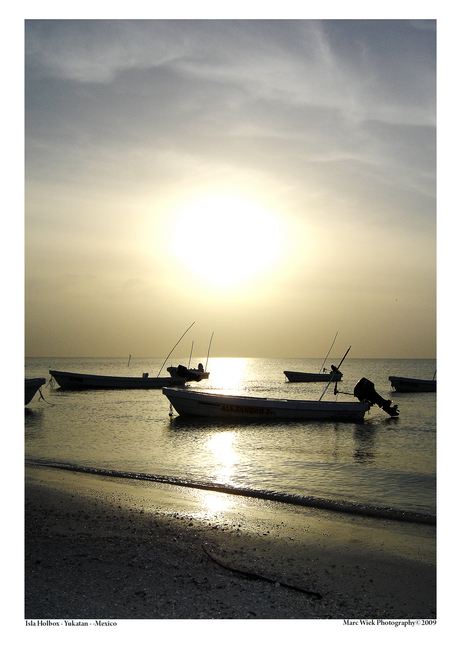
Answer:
[{"xmin": 24, "ymin": 17, "xmax": 437, "ymax": 358}]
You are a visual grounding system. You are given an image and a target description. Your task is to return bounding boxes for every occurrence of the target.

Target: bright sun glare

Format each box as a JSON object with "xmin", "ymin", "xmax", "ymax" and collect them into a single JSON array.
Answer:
[{"xmin": 172, "ymin": 195, "xmax": 281, "ymax": 285}]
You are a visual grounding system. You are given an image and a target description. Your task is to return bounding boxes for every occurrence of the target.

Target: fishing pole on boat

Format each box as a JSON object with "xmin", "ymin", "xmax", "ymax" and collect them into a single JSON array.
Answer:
[
  {"xmin": 318, "ymin": 345, "xmax": 351, "ymax": 401},
  {"xmin": 188, "ymin": 341, "xmax": 194, "ymax": 369},
  {"xmin": 157, "ymin": 322, "xmax": 196, "ymax": 377},
  {"xmin": 205, "ymin": 332, "xmax": 214, "ymax": 372},
  {"xmin": 319, "ymin": 331, "xmax": 338, "ymax": 373}
]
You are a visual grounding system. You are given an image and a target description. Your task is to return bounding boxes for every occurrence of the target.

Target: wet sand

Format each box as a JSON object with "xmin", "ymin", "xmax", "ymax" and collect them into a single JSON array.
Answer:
[{"xmin": 25, "ymin": 465, "xmax": 436, "ymax": 620}]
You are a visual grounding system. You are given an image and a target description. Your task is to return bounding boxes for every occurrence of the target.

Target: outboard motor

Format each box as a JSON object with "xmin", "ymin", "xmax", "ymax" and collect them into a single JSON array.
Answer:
[
  {"xmin": 176, "ymin": 364, "xmax": 202, "ymax": 382},
  {"xmin": 354, "ymin": 378, "xmax": 399, "ymax": 417},
  {"xmin": 176, "ymin": 364, "xmax": 189, "ymax": 378}
]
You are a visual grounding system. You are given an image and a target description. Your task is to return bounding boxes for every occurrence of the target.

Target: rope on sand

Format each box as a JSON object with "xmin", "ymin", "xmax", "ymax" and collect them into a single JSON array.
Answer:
[{"xmin": 201, "ymin": 545, "xmax": 322, "ymax": 599}]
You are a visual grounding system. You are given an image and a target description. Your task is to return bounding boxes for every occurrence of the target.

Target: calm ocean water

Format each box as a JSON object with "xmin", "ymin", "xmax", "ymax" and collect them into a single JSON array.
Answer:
[{"xmin": 25, "ymin": 357, "xmax": 436, "ymax": 519}]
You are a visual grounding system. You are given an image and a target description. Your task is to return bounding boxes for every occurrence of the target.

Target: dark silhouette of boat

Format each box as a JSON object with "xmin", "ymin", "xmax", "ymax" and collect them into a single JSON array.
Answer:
[
  {"xmin": 25, "ymin": 377, "xmax": 46, "ymax": 405},
  {"xmin": 49, "ymin": 370, "xmax": 186, "ymax": 390},
  {"xmin": 389, "ymin": 375, "xmax": 436, "ymax": 392}
]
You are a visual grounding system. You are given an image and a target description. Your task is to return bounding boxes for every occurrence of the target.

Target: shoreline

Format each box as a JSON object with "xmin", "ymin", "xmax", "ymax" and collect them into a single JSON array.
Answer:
[
  {"xmin": 25, "ymin": 466, "xmax": 436, "ymax": 620},
  {"xmin": 27, "ymin": 460, "xmax": 436, "ymax": 526}
]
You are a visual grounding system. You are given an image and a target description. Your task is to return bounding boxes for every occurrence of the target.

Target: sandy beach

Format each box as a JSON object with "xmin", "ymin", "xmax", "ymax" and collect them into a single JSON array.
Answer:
[{"xmin": 25, "ymin": 465, "xmax": 435, "ymax": 620}]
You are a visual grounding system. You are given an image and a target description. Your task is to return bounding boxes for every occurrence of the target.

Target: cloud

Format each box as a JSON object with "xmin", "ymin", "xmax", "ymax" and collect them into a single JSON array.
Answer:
[
  {"xmin": 26, "ymin": 20, "xmax": 435, "ymax": 122},
  {"xmin": 25, "ymin": 20, "xmax": 189, "ymax": 83}
]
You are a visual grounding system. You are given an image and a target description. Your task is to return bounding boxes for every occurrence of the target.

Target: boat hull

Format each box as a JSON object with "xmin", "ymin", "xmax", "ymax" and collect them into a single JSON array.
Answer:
[
  {"xmin": 25, "ymin": 377, "xmax": 46, "ymax": 405},
  {"xmin": 49, "ymin": 370, "xmax": 186, "ymax": 390},
  {"xmin": 388, "ymin": 376, "xmax": 436, "ymax": 393},
  {"xmin": 163, "ymin": 388, "xmax": 370, "ymax": 422},
  {"xmin": 284, "ymin": 370, "xmax": 343, "ymax": 383}
]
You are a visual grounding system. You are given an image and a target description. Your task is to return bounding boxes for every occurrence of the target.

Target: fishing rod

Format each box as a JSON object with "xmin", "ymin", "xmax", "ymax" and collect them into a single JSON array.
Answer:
[
  {"xmin": 319, "ymin": 331, "xmax": 338, "ymax": 373},
  {"xmin": 157, "ymin": 322, "xmax": 195, "ymax": 377},
  {"xmin": 204, "ymin": 332, "xmax": 214, "ymax": 372},
  {"xmin": 318, "ymin": 345, "xmax": 351, "ymax": 401},
  {"xmin": 188, "ymin": 341, "xmax": 194, "ymax": 369}
]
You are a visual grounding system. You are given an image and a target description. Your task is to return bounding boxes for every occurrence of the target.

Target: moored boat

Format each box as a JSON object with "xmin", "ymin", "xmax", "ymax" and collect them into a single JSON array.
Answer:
[
  {"xmin": 49, "ymin": 370, "xmax": 187, "ymax": 390},
  {"xmin": 163, "ymin": 388, "xmax": 369, "ymax": 421},
  {"xmin": 284, "ymin": 366, "xmax": 343, "ymax": 383},
  {"xmin": 284, "ymin": 332, "xmax": 344, "ymax": 382},
  {"xmin": 167, "ymin": 363, "xmax": 210, "ymax": 381},
  {"xmin": 25, "ymin": 377, "xmax": 46, "ymax": 405},
  {"xmin": 163, "ymin": 377, "xmax": 399, "ymax": 422},
  {"xmin": 388, "ymin": 376, "xmax": 436, "ymax": 393},
  {"xmin": 167, "ymin": 333, "xmax": 213, "ymax": 382}
]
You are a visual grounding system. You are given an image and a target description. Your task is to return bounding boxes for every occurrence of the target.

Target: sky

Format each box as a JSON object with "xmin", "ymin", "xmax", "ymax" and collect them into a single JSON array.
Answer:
[{"xmin": 24, "ymin": 18, "xmax": 437, "ymax": 359}]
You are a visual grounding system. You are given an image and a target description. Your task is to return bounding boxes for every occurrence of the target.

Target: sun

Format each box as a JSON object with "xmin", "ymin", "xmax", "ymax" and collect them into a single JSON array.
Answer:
[{"xmin": 171, "ymin": 195, "xmax": 281, "ymax": 285}]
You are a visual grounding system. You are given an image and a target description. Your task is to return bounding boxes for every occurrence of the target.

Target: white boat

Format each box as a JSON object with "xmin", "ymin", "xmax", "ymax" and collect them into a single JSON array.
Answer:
[
  {"xmin": 389, "ymin": 375, "xmax": 436, "ymax": 393},
  {"xmin": 49, "ymin": 370, "xmax": 187, "ymax": 390},
  {"xmin": 25, "ymin": 377, "xmax": 46, "ymax": 405},
  {"xmin": 164, "ymin": 376, "xmax": 399, "ymax": 421},
  {"xmin": 167, "ymin": 363, "xmax": 210, "ymax": 382},
  {"xmin": 163, "ymin": 387, "xmax": 370, "ymax": 421},
  {"xmin": 284, "ymin": 366, "xmax": 343, "ymax": 383}
]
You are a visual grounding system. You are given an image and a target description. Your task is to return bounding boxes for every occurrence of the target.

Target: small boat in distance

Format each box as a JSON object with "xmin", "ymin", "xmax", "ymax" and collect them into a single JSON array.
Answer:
[
  {"xmin": 49, "ymin": 370, "xmax": 187, "ymax": 390},
  {"xmin": 284, "ymin": 332, "xmax": 343, "ymax": 382},
  {"xmin": 284, "ymin": 365, "xmax": 343, "ymax": 383},
  {"xmin": 167, "ymin": 333, "xmax": 213, "ymax": 382},
  {"xmin": 388, "ymin": 375, "xmax": 436, "ymax": 393},
  {"xmin": 167, "ymin": 363, "xmax": 210, "ymax": 381},
  {"xmin": 163, "ymin": 377, "xmax": 399, "ymax": 422},
  {"xmin": 25, "ymin": 377, "xmax": 46, "ymax": 405}
]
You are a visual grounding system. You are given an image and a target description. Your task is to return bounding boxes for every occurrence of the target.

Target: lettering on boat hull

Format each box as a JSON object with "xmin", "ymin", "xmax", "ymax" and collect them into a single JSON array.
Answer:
[{"xmin": 220, "ymin": 403, "xmax": 276, "ymax": 416}]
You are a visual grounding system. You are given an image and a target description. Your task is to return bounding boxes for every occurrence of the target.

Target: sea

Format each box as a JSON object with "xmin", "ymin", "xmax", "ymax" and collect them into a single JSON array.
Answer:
[{"xmin": 25, "ymin": 357, "xmax": 436, "ymax": 523}]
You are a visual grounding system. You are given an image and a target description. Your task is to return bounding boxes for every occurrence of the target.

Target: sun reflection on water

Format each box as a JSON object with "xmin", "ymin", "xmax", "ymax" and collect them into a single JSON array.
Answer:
[
  {"xmin": 206, "ymin": 431, "xmax": 238, "ymax": 484},
  {"xmin": 206, "ymin": 357, "xmax": 248, "ymax": 392}
]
